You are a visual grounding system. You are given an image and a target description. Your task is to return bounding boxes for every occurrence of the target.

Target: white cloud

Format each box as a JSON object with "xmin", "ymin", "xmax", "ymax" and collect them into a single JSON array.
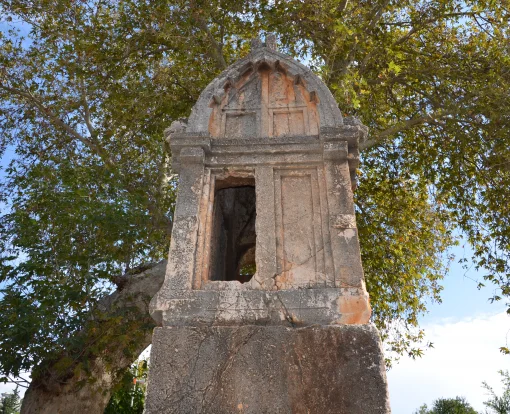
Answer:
[{"xmin": 387, "ymin": 311, "xmax": 510, "ymax": 414}]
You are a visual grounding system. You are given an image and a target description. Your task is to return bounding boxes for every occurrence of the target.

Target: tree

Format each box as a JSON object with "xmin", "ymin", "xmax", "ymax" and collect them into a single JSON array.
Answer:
[
  {"xmin": 0, "ymin": 1, "xmax": 508, "ymax": 413},
  {"xmin": 0, "ymin": 387, "xmax": 21, "ymax": 414},
  {"xmin": 416, "ymin": 405, "xmax": 431, "ymax": 414},
  {"xmin": 483, "ymin": 370, "xmax": 510, "ymax": 414},
  {"xmin": 104, "ymin": 360, "xmax": 148, "ymax": 414},
  {"xmin": 415, "ymin": 397, "xmax": 478, "ymax": 414}
]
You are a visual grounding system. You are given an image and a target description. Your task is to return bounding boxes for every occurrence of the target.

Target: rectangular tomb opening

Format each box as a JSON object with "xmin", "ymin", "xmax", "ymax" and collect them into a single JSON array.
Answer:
[{"xmin": 208, "ymin": 177, "xmax": 256, "ymax": 283}]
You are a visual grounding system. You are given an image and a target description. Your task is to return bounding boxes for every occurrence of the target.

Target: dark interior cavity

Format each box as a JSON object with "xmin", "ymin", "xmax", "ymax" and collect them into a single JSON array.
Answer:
[{"xmin": 209, "ymin": 183, "xmax": 256, "ymax": 283}]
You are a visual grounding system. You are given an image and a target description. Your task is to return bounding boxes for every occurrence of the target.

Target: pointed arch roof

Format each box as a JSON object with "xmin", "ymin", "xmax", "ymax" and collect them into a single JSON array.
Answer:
[{"xmin": 186, "ymin": 44, "xmax": 343, "ymax": 135}]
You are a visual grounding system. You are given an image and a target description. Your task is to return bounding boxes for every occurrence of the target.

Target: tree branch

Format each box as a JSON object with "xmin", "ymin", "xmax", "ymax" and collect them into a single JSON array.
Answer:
[
  {"xmin": 6, "ymin": 376, "xmax": 30, "ymax": 388},
  {"xmin": 360, "ymin": 109, "xmax": 458, "ymax": 150},
  {"xmin": 359, "ymin": 11, "xmax": 483, "ymax": 75},
  {"xmin": 190, "ymin": 7, "xmax": 227, "ymax": 70},
  {"xmin": 337, "ymin": 0, "xmax": 349, "ymax": 14},
  {"xmin": 78, "ymin": 79, "xmax": 98, "ymax": 140},
  {"xmin": 393, "ymin": 12, "xmax": 481, "ymax": 46},
  {"xmin": 0, "ymin": 83, "xmax": 173, "ymax": 236},
  {"xmin": 21, "ymin": 261, "xmax": 167, "ymax": 414},
  {"xmin": 367, "ymin": 0, "xmax": 391, "ymax": 30},
  {"xmin": 330, "ymin": 0, "xmax": 391, "ymax": 77},
  {"xmin": 0, "ymin": 84, "xmax": 114, "ymax": 168}
]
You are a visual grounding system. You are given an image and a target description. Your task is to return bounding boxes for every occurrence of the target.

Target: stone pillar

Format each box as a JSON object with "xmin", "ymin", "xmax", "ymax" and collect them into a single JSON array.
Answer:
[
  {"xmin": 253, "ymin": 165, "xmax": 277, "ymax": 289},
  {"xmin": 146, "ymin": 37, "xmax": 391, "ymax": 413},
  {"xmin": 150, "ymin": 147, "xmax": 205, "ymax": 325}
]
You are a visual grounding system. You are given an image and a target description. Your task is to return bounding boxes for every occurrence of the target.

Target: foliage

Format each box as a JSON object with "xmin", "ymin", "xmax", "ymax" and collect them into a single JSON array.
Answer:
[
  {"xmin": 483, "ymin": 370, "xmax": 510, "ymax": 414},
  {"xmin": 414, "ymin": 397, "xmax": 478, "ymax": 414},
  {"xmin": 104, "ymin": 360, "xmax": 148, "ymax": 414},
  {"xmin": 0, "ymin": 386, "xmax": 21, "ymax": 414},
  {"xmin": 0, "ymin": 0, "xmax": 508, "ymax": 394},
  {"xmin": 416, "ymin": 405, "xmax": 431, "ymax": 414},
  {"xmin": 265, "ymin": 0, "xmax": 510, "ymax": 359}
]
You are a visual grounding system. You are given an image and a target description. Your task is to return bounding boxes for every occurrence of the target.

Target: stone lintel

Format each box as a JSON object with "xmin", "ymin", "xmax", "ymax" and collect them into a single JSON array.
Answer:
[
  {"xmin": 207, "ymin": 153, "xmax": 324, "ymax": 169},
  {"xmin": 209, "ymin": 143, "xmax": 321, "ymax": 156},
  {"xmin": 323, "ymin": 141, "xmax": 348, "ymax": 160},
  {"xmin": 179, "ymin": 147, "xmax": 205, "ymax": 163},
  {"xmin": 171, "ymin": 137, "xmax": 325, "ymax": 171},
  {"xmin": 171, "ymin": 134, "xmax": 320, "ymax": 152},
  {"xmin": 145, "ymin": 325, "xmax": 390, "ymax": 414},
  {"xmin": 170, "ymin": 135, "xmax": 362, "ymax": 172},
  {"xmin": 156, "ymin": 287, "xmax": 371, "ymax": 327},
  {"xmin": 211, "ymin": 135, "xmax": 319, "ymax": 147}
]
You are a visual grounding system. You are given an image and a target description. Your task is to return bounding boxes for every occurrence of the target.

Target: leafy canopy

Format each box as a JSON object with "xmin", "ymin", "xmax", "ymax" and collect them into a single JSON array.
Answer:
[
  {"xmin": 414, "ymin": 397, "xmax": 478, "ymax": 414},
  {"xmin": 483, "ymin": 370, "xmax": 510, "ymax": 414},
  {"xmin": 104, "ymin": 360, "xmax": 148, "ymax": 414},
  {"xmin": 0, "ymin": 0, "xmax": 509, "ymax": 384},
  {"xmin": 0, "ymin": 386, "xmax": 21, "ymax": 414}
]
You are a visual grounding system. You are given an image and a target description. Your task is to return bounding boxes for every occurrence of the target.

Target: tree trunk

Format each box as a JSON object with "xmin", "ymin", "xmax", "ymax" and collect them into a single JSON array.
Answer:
[{"xmin": 20, "ymin": 261, "xmax": 167, "ymax": 414}]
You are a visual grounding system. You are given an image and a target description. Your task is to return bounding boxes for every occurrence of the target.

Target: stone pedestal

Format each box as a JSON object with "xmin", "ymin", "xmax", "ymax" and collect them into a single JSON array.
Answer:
[{"xmin": 145, "ymin": 325, "xmax": 390, "ymax": 414}]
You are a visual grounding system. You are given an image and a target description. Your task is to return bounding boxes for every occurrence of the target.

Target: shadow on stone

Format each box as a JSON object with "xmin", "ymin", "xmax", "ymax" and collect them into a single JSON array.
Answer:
[{"xmin": 209, "ymin": 185, "xmax": 256, "ymax": 283}]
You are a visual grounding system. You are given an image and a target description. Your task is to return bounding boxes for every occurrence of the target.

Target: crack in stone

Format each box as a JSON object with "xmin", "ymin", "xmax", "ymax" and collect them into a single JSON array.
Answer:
[
  {"xmin": 275, "ymin": 292, "xmax": 297, "ymax": 326},
  {"xmin": 201, "ymin": 327, "xmax": 261, "ymax": 410}
]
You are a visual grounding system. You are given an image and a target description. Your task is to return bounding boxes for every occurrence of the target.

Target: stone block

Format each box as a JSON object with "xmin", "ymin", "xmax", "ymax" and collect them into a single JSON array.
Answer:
[
  {"xmin": 145, "ymin": 325, "xmax": 391, "ymax": 414},
  {"xmin": 157, "ymin": 287, "xmax": 371, "ymax": 327}
]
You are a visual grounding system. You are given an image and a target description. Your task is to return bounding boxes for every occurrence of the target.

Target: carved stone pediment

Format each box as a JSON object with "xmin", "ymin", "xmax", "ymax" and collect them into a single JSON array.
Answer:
[
  {"xmin": 208, "ymin": 61, "xmax": 320, "ymax": 138},
  {"xmin": 185, "ymin": 45, "xmax": 344, "ymax": 138}
]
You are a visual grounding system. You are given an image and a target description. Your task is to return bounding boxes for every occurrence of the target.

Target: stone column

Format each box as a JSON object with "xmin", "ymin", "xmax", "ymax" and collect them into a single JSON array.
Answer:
[
  {"xmin": 323, "ymin": 141, "xmax": 364, "ymax": 288},
  {"xmin": 251, "ymin": 165, "xmax": 277, "ymax": 290},
  {"xmin": 322, "ymin": 135, "xmax": 371, "ymax": 324},
  {"xmin": 150, "ymin": 147, "xmax": 205, "ymax": 325}
]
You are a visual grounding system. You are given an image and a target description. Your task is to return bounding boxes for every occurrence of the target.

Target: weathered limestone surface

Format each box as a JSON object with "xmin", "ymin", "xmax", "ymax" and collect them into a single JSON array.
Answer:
[
  {"xmin": 145, "ymin": 325, "xmax": 391, "ymax": 414},
  {"xmin": 146, "ymin": 36, "xmax": 391, "ymax": 414},
  {"xmin": 150, "ymin": 38, "xmax": 370, "ymax": 323},
  {"xmin": 158, "ymin": 286, "xmax": 371, "ymax": 327}
]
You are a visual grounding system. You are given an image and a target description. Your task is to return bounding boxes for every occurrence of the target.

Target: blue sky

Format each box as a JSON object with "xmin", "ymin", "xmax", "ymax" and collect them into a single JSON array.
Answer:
[
  {"xmin": 422, "ymin": 242, "xmax": 504, "ymax": 324},
  {"xmin": 388, "ymin": 242, "xmax": 509, "ymax": 413}
]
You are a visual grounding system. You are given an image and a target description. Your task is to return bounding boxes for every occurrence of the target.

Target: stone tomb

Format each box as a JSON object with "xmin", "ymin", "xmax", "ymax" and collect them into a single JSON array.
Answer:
[{"xmin": 145, "ymin": 36, "xmax": 391, "ymax": 414}]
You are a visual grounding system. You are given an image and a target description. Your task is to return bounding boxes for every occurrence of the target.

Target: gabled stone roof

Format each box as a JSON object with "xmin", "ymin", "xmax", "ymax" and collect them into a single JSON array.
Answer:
[{"xmin": 186, "ymin": 36, "xmax": 344, "ymax": 136}]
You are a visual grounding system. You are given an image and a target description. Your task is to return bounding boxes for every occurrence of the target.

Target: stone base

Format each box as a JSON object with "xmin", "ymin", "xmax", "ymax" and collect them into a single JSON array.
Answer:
[{"xmin": 145, "ymin": 325, "xmax": 391, "ymax": 414}]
